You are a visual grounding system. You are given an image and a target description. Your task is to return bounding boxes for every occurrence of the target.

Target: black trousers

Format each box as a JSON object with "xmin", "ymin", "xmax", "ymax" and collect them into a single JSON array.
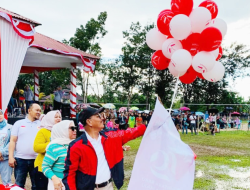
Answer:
[
  {"xmin": 34, "ymin": 167, "xmax": 48, "ymax": 190},
  {"xmin": 25, "ymin": 100, "xmax": 33, "ymax": 113},
  {"xmin": 53, "ymin": 100, "xmax": 62, "ymax": 110}
]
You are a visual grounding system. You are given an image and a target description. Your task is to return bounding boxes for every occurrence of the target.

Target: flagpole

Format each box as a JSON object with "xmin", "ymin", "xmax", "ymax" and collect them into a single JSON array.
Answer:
[{"xmin": 170, "ymin": 76, "xmax": 179, "ymax": 111}]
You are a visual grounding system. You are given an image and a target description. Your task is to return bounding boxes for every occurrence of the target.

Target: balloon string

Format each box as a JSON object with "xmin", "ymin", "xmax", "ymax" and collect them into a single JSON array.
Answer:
[{"xmin": 170, "ymin": 75, "xmax": 180, "ymax": 112}]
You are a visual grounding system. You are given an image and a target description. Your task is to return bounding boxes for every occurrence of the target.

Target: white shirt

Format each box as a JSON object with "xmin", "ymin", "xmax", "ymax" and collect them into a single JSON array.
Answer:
[
  {"xmin": 11, "ymin": 118, "xmax": 40, "ymax": 159},
  {"xmin": 86, "ymin": 132, "xmax": 111, "ymax": 184},
  {"xmin": 189, "ymin": 115, "xmax": 196, "ymax": 124}
]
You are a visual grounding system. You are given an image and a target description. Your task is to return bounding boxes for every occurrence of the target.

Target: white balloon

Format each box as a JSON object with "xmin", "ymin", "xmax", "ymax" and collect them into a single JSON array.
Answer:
[
  {"xmin": 146, "ymin": 28, "xmax": 166, "ymax": 50},
  {"xmin": 203, "ymin": 61, "xmax": 225, "ymax": 82},
  {"xmin": 169, "ymin": 14, "xmax": 192, "ymax": 40},
  {"xmin": 211, "ymin": 48, "xmax": 219, "ymax": 58},
  {"xmin": 168, "ymin": 63, "xmax": 186, "ymax": 77},
  {"xmin": 192, "ymin": 51, "xmax": 216, "ymax": 73},
  {"xmin": 170, "ymin": 49, "xmax": 192, "ymax": 72},
  {"xmin": 206, "ymin": 18, "xmax": 227, "ymax": 38},
  {"xmin": 162, "ymin": 38, "xmax": 183, "ymax": 59},
  {"xmin": 189, "ymin": 7, "xmax": 211, "ymax": 33}
]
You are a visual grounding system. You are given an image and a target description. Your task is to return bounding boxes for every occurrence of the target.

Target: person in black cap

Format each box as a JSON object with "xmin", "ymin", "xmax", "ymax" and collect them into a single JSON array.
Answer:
[{"xmin": 63, "ymin": 106, "xmax": 146, "ymax": 190}]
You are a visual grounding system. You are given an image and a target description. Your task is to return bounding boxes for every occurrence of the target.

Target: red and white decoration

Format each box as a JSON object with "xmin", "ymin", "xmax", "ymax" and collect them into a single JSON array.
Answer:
[
  {"xmin": 70, "ymin": 63, "xmax": 77, "ymax": 118},
  {"xmin": 34, "ymin": 70, "xmax": 39, "ymax": 101},
  {"xmin": 0, "ymin": 11, "xmax": 35, "ymax": 112},
  {"xmin": 146, "ymin": 0, "xmax": 227, "ymax": 84},
  {"xmin": 29, "ymin": 45, "xmax": 97, "ymax": 73},
  {"xmin": 0, "ymin": 12, "xmax": 35, "ymax": 43},
  {"xmin": 0, "ymin": 183, "xmax": 25, "ymax": 189}
]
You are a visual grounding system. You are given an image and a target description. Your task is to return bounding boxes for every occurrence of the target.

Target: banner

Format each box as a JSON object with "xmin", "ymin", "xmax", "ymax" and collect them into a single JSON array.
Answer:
[{"xmin": 128, "ymin": 98, "xmax": 195, "ymax": 190}]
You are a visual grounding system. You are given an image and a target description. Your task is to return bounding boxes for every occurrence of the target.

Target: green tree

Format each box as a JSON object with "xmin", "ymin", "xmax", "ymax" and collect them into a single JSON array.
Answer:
[
  {"xmin": 182, "ymin": 43, "xmax": 250, "ymax": 111},
  {"xmin": 100, "ymin": 22, "xmax": 177, "ymax": 108},
  {"xmin": 155, "ymin": 69, "xmax": 176, "ymax": 108},
  {"xmin": 39, "ymin": 69, "xmax": 70, "ymax": 95},
  {"xmin": 112, "ymin": 22, "xmax": 153, "ymax": 108},
  {"xmin": 18, "ymin": 69, "xmax": 70, "ymax": 96},
  {"xmin": 63, "ymin": 12, "xmax": 108, "ymax": 100}
]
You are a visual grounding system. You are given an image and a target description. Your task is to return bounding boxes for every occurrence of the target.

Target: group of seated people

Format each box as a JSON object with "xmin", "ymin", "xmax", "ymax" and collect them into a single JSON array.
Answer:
[{"xmin": 214, "ymin": 116, "xmax": 242, "ymax": 129}]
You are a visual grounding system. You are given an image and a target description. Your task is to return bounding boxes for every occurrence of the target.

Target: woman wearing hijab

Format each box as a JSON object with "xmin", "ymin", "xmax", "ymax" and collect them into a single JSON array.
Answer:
[
  {"xmin": 0, "ymin": 109, "xmax": 12, "ymax": 186},
  {"xmin": 33, "ymin": 110, "xmax": 62, "ymax": 190},
  {"xmin": 42, "ymin": 120, "xmax": 77, "ymax": 190}
]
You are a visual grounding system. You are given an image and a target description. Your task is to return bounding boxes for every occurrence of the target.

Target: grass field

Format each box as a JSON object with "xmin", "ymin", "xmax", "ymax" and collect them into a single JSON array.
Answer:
[
  {"xmin": 118, "ymin": 130, "xmax": 250, "ymax": 190},
  {"xmin": 3, "ymin": 130, "xmax": 250, "ymax": 190}
]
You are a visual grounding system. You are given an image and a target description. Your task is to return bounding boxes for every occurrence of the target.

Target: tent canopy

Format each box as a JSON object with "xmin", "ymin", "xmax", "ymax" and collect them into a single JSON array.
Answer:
[
  {"xmin": 0, "ymin": 6, "xmax": 99, "ymax": 115},
  {"xmin": 21, "ymin": 33, "xmax": 99, "ymax": 73}
]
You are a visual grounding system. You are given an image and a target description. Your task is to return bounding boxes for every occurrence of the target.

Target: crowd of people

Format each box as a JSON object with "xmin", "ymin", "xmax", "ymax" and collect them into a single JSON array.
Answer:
[
  {"xmin": 99, "ymin": 109, "xmax": 153, "ymax": 130},
  {"xmin": 172, "ymin": 113, "xmax": 202, "ymax": 135},
  {"xmin": 7, "ymin": 85, "xmax": 64, "ymax": 117},
  {"xmin": 172, "ymin": 111, "xmax": 247, "ymax": 136},
  {"xmin": 0, "ymin": 103, "xmax": 147, "ymax": 190}
]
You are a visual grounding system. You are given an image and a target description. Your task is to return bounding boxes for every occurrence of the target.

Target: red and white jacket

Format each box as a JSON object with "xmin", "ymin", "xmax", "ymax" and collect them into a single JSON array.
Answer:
[{"xmin": 63, "ymin": 124, "xmax": 146, "ymax": 190}]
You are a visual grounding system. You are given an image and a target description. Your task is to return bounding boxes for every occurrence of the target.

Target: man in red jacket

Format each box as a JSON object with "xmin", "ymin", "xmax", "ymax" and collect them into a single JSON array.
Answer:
[{"xmin": 63, "ymin": 106, "xmax": 146, "ymax": 190}]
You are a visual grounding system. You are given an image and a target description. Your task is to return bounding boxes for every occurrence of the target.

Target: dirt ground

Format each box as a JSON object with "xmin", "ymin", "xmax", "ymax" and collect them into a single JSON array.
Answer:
[{"xmin": 1, "ymin": 126, "xmax": 250, "ymax": 190}]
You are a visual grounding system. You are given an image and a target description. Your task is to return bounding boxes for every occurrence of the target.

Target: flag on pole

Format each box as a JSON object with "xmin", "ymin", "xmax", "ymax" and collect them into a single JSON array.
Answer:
[{"xmin": 128, "ymin": 98, "xmax": 195, "ymax": 190}]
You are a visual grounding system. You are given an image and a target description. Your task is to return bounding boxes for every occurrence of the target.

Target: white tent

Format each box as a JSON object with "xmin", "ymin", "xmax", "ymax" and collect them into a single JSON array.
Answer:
[{"xmin": 0, "ymin": 7, "xmax": 99, "ymax": 118}]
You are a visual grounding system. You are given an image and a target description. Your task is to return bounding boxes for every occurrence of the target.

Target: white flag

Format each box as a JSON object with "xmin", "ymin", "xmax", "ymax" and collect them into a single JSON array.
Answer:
[{"xmin": 128, "ymin": 98, "xmax": 195, "ymax": 190}]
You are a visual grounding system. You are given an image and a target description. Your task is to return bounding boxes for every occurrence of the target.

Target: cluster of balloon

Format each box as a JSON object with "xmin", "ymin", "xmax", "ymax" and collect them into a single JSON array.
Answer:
[{"xmin": 146, "ymin": 0, "xmax": 227, "ymax": 84}]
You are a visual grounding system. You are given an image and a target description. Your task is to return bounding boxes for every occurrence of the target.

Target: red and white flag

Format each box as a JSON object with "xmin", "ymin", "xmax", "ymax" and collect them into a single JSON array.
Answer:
[{"xmin": 128, "ymin": 98, "xmax": 196, "ymax": 190}]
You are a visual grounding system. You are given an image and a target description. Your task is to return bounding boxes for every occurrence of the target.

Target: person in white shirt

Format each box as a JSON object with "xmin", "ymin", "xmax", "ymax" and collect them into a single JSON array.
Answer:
[
  {"xmin": 63, "ymin": 106, "xmax": 146, "ymax": 190},
  {"xmin": 9, "ymin": 103, "xmax": 41, "ymax": 190},
  {"xmin": 189, "ymin": 113, "xmax": 197, "ymax": 135}
]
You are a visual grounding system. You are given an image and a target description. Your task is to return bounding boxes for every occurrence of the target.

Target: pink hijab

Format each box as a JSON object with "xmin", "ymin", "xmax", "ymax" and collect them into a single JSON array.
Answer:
[{"xmin": 40, "ymin": 110, "xmax": 61, "ymax": 131}]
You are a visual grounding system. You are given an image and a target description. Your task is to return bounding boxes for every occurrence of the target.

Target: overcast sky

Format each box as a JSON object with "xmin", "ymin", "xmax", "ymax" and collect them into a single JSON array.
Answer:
[{"xmin": 2, "ymin": 0, "xmax": 250, "ymax": 99}]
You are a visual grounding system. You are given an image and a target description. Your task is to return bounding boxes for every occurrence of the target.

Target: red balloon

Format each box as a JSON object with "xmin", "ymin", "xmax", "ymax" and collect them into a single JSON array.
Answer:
[
  {"xmin": 216, "ymin": 46, "xmax": 223, "ymax": 60},
  {"xmin": 171, "ymin": 0, "xmax": 193, "ymax": 16},
  {"xmin": 158, "ymin": 9, "xmax": 169, "ymax": 18},
  {"xmin": 200, "ymin": 27, "xmax": 222, "ymax": 51},
  {"xmin": 182, "ymin": 33, "xmax": 201, "ymax": 56},
  {"xmin": 196, "ymin": 72, "xmax": 205, "ymax": 80},
  {"xmin": 151, "ymin": 50, "xmax": 170, "ymax": 70},
  {"xmin": 157, "ymin": 10, "xmax": 174, "ymax": 36},
  {"xmin": 179, "ymin": 66, "xmax": 197, "ymax": 84},
  {"xmin": 199, "ymin": 0, "xmax": 218, "ymax": 19}
]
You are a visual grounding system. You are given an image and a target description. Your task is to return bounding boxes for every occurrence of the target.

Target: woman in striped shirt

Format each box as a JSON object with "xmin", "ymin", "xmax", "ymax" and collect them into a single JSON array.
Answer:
[{"xmin": 42, "ymin": 120, "xmax": 77, "ymax": 190}]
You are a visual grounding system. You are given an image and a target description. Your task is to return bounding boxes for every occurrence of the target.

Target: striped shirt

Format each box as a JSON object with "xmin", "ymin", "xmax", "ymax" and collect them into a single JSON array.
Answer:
[{"xmin": 42, "ymin": 144, "xmax": 68, "ymax": 179}]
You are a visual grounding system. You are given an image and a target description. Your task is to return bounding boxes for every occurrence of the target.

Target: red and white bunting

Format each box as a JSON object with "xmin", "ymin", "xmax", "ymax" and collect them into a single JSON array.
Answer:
[
  {"xmin": 30, "ymin": 45, "xmax": 97, "ymax": 73},
  {"xmin": 0, "ymin": 11, "xmax": 35, "ymax": 44},
  {"xmin": 34, "ymin": 70, "xmax": 39, "ymax": 101},
  {"xmin": 70, "ymin": 63, "xmax": 77, "ymax": 118}
]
